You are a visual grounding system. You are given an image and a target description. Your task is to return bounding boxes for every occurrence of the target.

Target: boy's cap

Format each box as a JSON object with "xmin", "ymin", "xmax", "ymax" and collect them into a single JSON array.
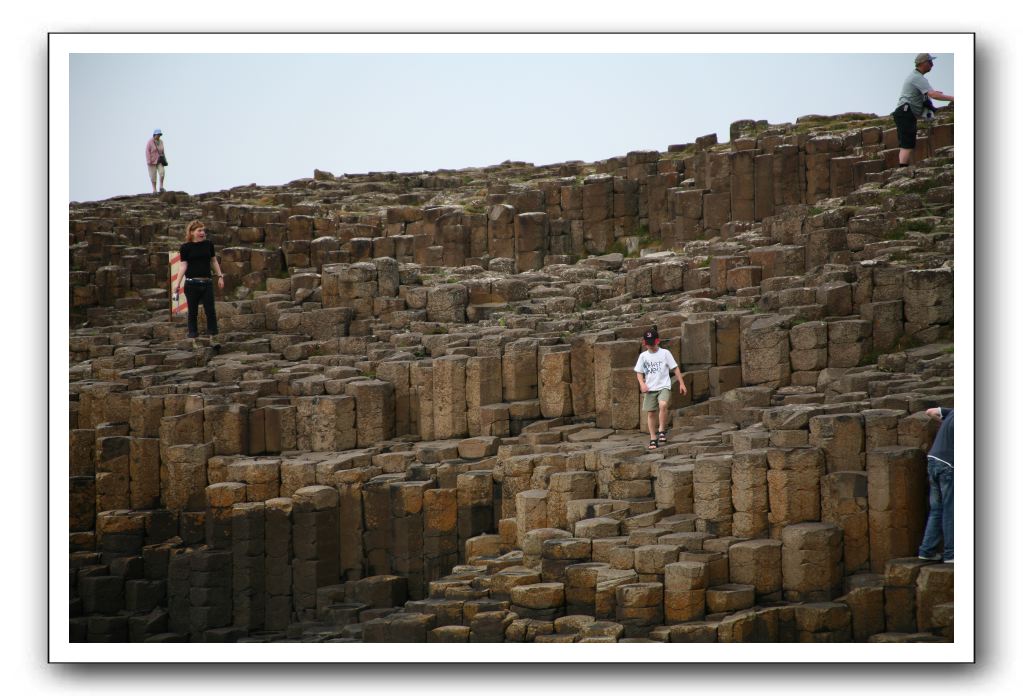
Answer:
[{"xmin": 643, "ymin": 329, "xmax": 659, "ymax": 344}]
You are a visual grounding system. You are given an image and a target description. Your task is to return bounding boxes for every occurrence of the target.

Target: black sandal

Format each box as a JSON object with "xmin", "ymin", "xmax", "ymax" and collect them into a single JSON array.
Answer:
[
  {"xmin": 648, "ymin": 440, "xmax": 658, "ymax": 450},
  {"xmin": 657, "ymin": 430, "xmax": 667, "ymax": 443}
]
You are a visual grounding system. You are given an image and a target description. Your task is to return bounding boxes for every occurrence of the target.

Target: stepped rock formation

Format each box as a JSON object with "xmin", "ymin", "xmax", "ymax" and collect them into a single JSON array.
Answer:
[{"xmin": 68, "ymin": 110, "xmax": 956, "ymax": 644}]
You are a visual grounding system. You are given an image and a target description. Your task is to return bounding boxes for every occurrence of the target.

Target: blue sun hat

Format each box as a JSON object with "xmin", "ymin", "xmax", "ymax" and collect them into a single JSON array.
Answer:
[{"xmin": 153, "ymin": 128, "xmax": 163, "ymax": 136}]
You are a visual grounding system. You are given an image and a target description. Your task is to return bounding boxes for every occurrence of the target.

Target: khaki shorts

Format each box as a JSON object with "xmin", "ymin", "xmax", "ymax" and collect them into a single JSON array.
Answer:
[
  {"xmin": 148, "ymin": 163, "xmax": 165, "ymax": 183},
  {"xmin": 642, "ymin": 388, "xmax": 672, "ymax": 411}
]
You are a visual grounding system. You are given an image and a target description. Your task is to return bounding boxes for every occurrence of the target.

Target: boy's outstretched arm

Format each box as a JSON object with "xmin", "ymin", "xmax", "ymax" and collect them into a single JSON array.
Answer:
[{"xmin": 674, "ymin": 366, "xmax": 686, "ymax": 394}]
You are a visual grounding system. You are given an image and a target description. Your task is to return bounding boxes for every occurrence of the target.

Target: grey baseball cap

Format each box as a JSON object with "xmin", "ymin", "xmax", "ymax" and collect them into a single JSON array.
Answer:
[{"xmin": 915, "ymin": 53, "xmax": 937, "ymax": 65}]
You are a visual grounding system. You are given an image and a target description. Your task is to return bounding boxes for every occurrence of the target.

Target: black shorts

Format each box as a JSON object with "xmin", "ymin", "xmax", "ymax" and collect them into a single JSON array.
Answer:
[{"xmin": 893, "ymin": 104, "xmax": 918, "ymax": 149}]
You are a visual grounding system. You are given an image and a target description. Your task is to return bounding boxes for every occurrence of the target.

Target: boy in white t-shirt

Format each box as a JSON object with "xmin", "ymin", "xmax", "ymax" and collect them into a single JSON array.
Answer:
[{"xmin": 634, "ymin": 328, "xmax": 686, "ymax": 450}]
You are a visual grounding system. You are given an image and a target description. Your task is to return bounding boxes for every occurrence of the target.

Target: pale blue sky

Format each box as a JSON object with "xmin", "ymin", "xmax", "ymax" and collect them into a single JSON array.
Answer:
[{"xmin": 69, "ymin": 52, "xmax": 955, "ymax": 202}]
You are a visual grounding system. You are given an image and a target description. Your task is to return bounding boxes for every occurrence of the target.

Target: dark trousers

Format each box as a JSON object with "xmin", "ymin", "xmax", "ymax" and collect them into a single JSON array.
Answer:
[
  {"xmin": 893, "ymin": 104, "xmax": 918, "ymax": 149},
  {"xmin": 184, "ymin": 279, "xmax": 218, "ymax": 337}
]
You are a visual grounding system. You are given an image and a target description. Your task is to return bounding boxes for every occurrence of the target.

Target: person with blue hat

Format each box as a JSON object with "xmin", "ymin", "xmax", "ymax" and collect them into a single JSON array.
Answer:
[{"xmin": 146, "ymin": 128, "xmax": 167, "ymax": 194}]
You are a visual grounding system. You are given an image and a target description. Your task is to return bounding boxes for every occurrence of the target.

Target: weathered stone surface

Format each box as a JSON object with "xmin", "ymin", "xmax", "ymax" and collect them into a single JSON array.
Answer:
[
  {"xmin": 741, "ymin": 314, "xmax": 791, "ymax": 387},
  {"xmin": 295, "ymin": 396, "xmax": 356, "ymax": 452},
  {"xmin": 916, "ymin": 564, "xmax": 954, "ymax": 634},
  {"xmin": 465, "ymin": 356, "xmax": 502, "ymax": 436},
  {"xmin": 767, "ymin": 447, "xmax": 825, "ymax": 530},
  {"xmin": 781, "ymin": 522, "xmax": 843, "ymax": 602},
  {"xmin": 539, "ymin": 348, "xmax": 573, "ymax": 418},
  {"xmin": 810, "ymin": 414, "xmax": 865, "ymax": 473},
  {"xmin": 426, "ymin": 284, "xmax": 468, "ymax": 323},
  {"xmin": 67, "ymin": 112, "xmax": 957, "ymax": 644},
  {"xmin": 433, "ymin": 355, "xmax": 469, "ymax": 440},
  {"xmin": 867, "ymin": 447, "xmax": 928, "ymax": 573},
  {"xmin": 821, "ymin": 471, "xmax": 870, "ymax": 574},
  {"xmin": 347, "ymin": 379, "xmax": 396, "ymax": 447},
  {"xmin": 728, "ymin": 539, "xmax": 782, "ymax": 598},
  {"xmin": 663, "ymin": 561, "xmax": 708, "ymax": 623}
]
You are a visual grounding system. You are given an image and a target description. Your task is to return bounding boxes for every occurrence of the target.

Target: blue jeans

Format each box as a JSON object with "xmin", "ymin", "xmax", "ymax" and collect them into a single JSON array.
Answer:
[
  {"xmin": 918, "ymin": 459, "xmax": 953, "ymax": 561},
  {"xmin": 184, "ymin": 279, "xmax": 218, "ymax": 338}
]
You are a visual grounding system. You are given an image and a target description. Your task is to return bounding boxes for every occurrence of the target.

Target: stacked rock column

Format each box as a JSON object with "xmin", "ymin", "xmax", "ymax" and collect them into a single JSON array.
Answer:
[
  {"xmin": 390, "ymin": 480, "xmax": 434, "ymax": 599},
  {"xmin": 264, "ymin": 497, "xmax": 293, "ymax": 631},
  {"xmin": 664, "ymin": 560, "xmax": 709, "ymax": 623},
  {"xmin": 457, "ymin": 471, "xmax": 495, "ymax": 562},
  {"xmin": 781, "ymin": 522, "xmax": 844, "ymax": 602},
  {"xmin": 231, "ymin": 501, "xmax": 266, "ymax": 632},
  {"xmin": 867, "ymin": 447, "xmax": 928, "ymax": 572},
  {"xmin": 767, "ymin": 447, "xmax": 825, "ymax": 538},
  {"xmin": 423, "ymin": 488, "xmax": 459, "ymax": 585},
  {"xmin": 291, "ymin": 485, "xmax": 340, "ymax": 621},
  {"xmin": 693, "ymin": 456, "xmax": 733, "ymax": 536},
  {"xmin": 731, "ymin": 449, "xmax": 769, "ymax": 538}
]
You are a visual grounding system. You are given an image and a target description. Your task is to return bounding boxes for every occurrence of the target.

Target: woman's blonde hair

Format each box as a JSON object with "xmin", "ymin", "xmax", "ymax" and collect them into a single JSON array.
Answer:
[{"xmin": 184, "ymin": 220, "xmax": 206, "ymax": 243}]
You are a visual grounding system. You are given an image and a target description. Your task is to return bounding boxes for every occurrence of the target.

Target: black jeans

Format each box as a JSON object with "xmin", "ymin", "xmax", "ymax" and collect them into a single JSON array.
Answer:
[{"xmin": 184, "ymin": 278, "xmax": 218, "ymax": 337}]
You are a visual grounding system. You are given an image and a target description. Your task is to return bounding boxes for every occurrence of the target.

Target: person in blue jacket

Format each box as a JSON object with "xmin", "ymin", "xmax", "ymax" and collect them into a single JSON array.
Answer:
[{"xmin": 918, "ymin": 407, "xmax": 954, "ymax": 563}]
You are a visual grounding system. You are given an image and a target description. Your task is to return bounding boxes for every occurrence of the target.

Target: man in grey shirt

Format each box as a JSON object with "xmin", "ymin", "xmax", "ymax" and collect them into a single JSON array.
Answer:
[{"xmin": 893, "ymin": 53, "xmax": 955, "ymax": 166}]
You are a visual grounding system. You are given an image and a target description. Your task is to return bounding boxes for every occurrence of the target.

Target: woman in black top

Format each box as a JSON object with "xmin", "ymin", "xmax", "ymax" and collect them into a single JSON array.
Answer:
[{"xmin": 174, "ymin": 220, "xmax": 225, "ymax": 339}]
